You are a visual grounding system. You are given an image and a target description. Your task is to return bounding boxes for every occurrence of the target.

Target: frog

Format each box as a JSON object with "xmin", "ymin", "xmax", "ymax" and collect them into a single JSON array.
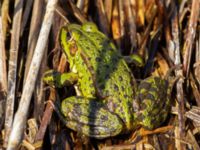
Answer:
[{"xmin": 43, "ymin": 22, "xmax": 172, "ymax": 139}]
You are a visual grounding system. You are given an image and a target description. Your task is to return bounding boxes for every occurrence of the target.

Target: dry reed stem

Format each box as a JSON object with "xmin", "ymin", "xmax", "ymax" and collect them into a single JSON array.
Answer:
[
  {"xmin": 7, "ymin": 0, "xmax": 58, "ymax": 149},
  {"xmin": 4, "ymin": 0, "xmax": 24, "ymax": 147}
]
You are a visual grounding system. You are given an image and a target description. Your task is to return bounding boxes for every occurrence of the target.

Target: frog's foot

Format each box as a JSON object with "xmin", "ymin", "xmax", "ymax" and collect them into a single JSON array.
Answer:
[
  {"xmin": 123, "ymin": 54, "xmax": 144, "ymax": 67},
  {"xmin": 134, "ymin": 76, "xmax": 170, "ymax": 130},
  {"xmin": 43, "ymin": 70, "xmax": 78, "ymax": 88},
  {"xmin": 60, "ymin": 96, "xmax": 123, "ymax": 139}
]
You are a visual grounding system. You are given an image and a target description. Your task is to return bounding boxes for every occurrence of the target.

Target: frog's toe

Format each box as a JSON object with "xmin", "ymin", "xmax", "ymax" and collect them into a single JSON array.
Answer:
[
  {"xmin": 135, "ymin": 76, "xmax": 170, "ymax": 129},
  {"xmin": 61, "ymin": 96, "xmax": 123, "ymax": 138}
]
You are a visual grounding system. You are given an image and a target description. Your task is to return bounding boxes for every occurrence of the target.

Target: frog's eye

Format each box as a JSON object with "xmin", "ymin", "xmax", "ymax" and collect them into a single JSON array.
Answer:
[
  {"xmin": 82, "ymin": 22, "xmax": 98, "ymax": 32},
  {"xmin": 60, "ymin": 27, "xmax": 72, "ymax": 42},
  {"xmin": 66, "ymin": 32, "xmax": 72, "ymax": 41}
]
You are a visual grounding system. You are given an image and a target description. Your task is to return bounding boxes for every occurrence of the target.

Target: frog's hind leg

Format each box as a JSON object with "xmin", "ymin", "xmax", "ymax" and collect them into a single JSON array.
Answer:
[
  {"xmin": 60, "ymin": 96, "xmax": 123, "ymax": 139},
  {"xmin": 135, "ymin": 76, "xmax": 171, "ymax": 130}
]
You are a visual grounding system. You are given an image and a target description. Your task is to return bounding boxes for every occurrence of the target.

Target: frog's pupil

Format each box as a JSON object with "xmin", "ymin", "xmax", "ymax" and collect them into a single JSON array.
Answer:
[{"xmin": 66, "ymin": 32, "xmax": 71, "ymax": 41}]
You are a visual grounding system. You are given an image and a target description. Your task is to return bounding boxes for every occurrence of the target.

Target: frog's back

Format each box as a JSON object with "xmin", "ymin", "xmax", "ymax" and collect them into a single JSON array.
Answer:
[{"xmin": 74, "ymin": 26, "xmax": 135, "ymax": 130}]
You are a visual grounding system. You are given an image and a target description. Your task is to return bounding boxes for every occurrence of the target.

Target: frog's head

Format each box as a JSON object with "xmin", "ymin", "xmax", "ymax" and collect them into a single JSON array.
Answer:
[
  {"xmin": 60, "ymin": 24, "xmax": 81, "ymax": 68},
  {"xmin": 60, "ymin": 22, "xmax": 99, "ymax": 68}
]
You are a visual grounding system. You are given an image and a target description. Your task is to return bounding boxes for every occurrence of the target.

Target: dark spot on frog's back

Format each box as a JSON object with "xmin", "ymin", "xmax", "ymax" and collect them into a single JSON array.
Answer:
[
  {"xmin": 73, "ymin": 104, "xmax": 82, "ymax": 114},
  {"xmin": 95, "ymin": 57, "xmax": 101, "ymax": 62},
  {"xmin": 146, "ymin": 93, "xmax": 155, "ymax": 101},
  {"xmin": 124, "ymin": 94, "xmax": 128, "ymax": 99},
  {"xmin": 89, "ymin": 77, "xmax": 92, "ymax": 81},
  {"xmin": 119, "ymin": 106, "xmax": 123, "ymax": 112},
  {"xmin": 110, "ymin": 126, "xmax": 119, "ymax": 133},
  {"xmin": 121, "ymin": 86, "xmax": 125, "ymax": 91},
  {"xmin": 149, "ymin": 86, "xmax": 157, "ymax": 93},
  {"xmin": 99, "ymin": 84, "xmax": 105, "ymax": 89},
  {"xmin": 91, "ymin": 90, "xmax": 96, "ymax": 95},
  {"xmin": 118, "ymin": 98, "xmax": 122, "ymax": 103},
  {"xmin": 89, "ymin": 83, "xmax": 93, "ymax": 88},
  {"xmin": 73, "ymin": 103, "xmax": 79, "ymax": 108},
  {"xmin": 139, "ymin": 82, "xmax": 151, "ymax": 90},
  {"xmin": 100, "ymin": 115, "xmax": 108, "ymax": 121},
  {"xmin": 136, "ymin": 113, "xmax": 144, "ymax": 121},
  {"xmin": 113, "ymin": 103, "xmax": 118, "ymax": 109},
  {"xmin": 87, "ymin": 65, "xmax": 94, "ymax": 71},
  {"xmin": 93, "ymin": 129, "xmax": 100, "ymax": 135},
  {"xmin": 95, "ymin": 38, "xmax": 101, "ymax": 42},
  {"xmin": 154, "ymin": 77, "xmax": 162, "ymax": 84},
  {"xmin": 104, "ymin": 90, "xmax": 109, "ymax": 96},
  {"xmin": 119, "ymin": 76, "xmax": 123, "ymax": 81},
  {"xmin": 105, "ymin": 74, "xmax": 110, "ymax": 80},
  {"xmin": 105, "ymin": 64, "xmax": 110, "ymax": 69},
  {"xmin": 86, "ymin": 46, "xmax": 90, "ymax": 50},
  {"xmin": 102, "ymin": 40, "xmax": 110, "ymax": 47},
  {"xmin": 138, "ymin": 93, "xmax": 145, "ymax": 100},
  {"xmin": 114, "ymin": 84, "xmax": 119, "ymax": 91},
  {"xmin": 112, "ymin": 57, "xmax": 118, "ymax": 63}
]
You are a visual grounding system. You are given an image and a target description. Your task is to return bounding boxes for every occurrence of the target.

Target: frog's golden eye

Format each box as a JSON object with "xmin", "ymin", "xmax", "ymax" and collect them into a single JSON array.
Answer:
[{"xmin": 66, "ymin": 32, "xmax": 72, "ymax": 41}]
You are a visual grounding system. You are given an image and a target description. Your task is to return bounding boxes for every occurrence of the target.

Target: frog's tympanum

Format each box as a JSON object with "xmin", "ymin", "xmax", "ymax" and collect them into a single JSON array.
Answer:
[{"xmin": 43, "ymin": 22, "xmax": 171, "ymax": 139}]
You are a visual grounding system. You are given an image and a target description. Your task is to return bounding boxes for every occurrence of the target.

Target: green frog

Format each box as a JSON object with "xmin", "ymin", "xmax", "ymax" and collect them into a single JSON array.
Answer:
[{"xmin": 43, "ymin": 22, "xmax": 171, "ymax": 139}]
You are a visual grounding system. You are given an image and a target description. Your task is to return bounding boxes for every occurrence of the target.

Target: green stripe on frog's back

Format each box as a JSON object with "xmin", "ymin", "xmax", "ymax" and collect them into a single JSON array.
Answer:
[
  {"xmin": 74, "ymin": 28, "xmax": 121, "ymax": 96},
  {"xmin": 70, "ymin": 27, "xmax": 107, "ymax": 98},
  {"xmin": 81, "ymin": 29, "xmax": 136, "ymax": 130}
]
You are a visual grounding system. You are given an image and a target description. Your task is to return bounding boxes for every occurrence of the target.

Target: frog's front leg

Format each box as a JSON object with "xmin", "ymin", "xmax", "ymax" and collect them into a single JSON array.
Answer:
[
  {"xmin": 43, "ymin": 70, "xmax": 78, "ymax": 88},
  {"xmin": 60, "ymin": 96, "xmax": 123, "ymax": 139}
]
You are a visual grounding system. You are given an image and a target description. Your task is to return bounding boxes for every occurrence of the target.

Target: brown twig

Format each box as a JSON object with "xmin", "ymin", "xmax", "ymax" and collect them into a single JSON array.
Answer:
[
  {"xmin": 123, "ymin": 0, "xmax": 137, "ymax": 51},
  {"xmin": 0, "ymin": 7, "xmax": 7, "ymax": 96},
  {"xmin": 0, "ymin": 7, "xmax": 7, "ymax": 132},
  {"xmin": 104, "ymin": 0, "xmax": 113, "ymax": 24},
  {"xmin": 111, "ymin": 0, "xmax": 121, "ymax": 48},
  {"xmin": 34, "ymin": 53, "xmax": 67, "ymax": 149},
  {"xmin": 96, "ymin": 0, "xmax": 110, "ymax": 35},
  {"xmin": 4, "ymin": 0, "xmax": 24, "ymax": 147},
  {"xmin": 24, "ymin": 0, "xmax": 45, "ymax": 82},
  {"xmin": 183, "ymin": 0, "xmax": 200, "ymax": 76},
  {"xmin": 171, "ymin": 1, "xmax": 186, "ymax": 149},
  {"xmin": 1, "ymin": 0, "xmax": 9, "ymax": 38}
]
